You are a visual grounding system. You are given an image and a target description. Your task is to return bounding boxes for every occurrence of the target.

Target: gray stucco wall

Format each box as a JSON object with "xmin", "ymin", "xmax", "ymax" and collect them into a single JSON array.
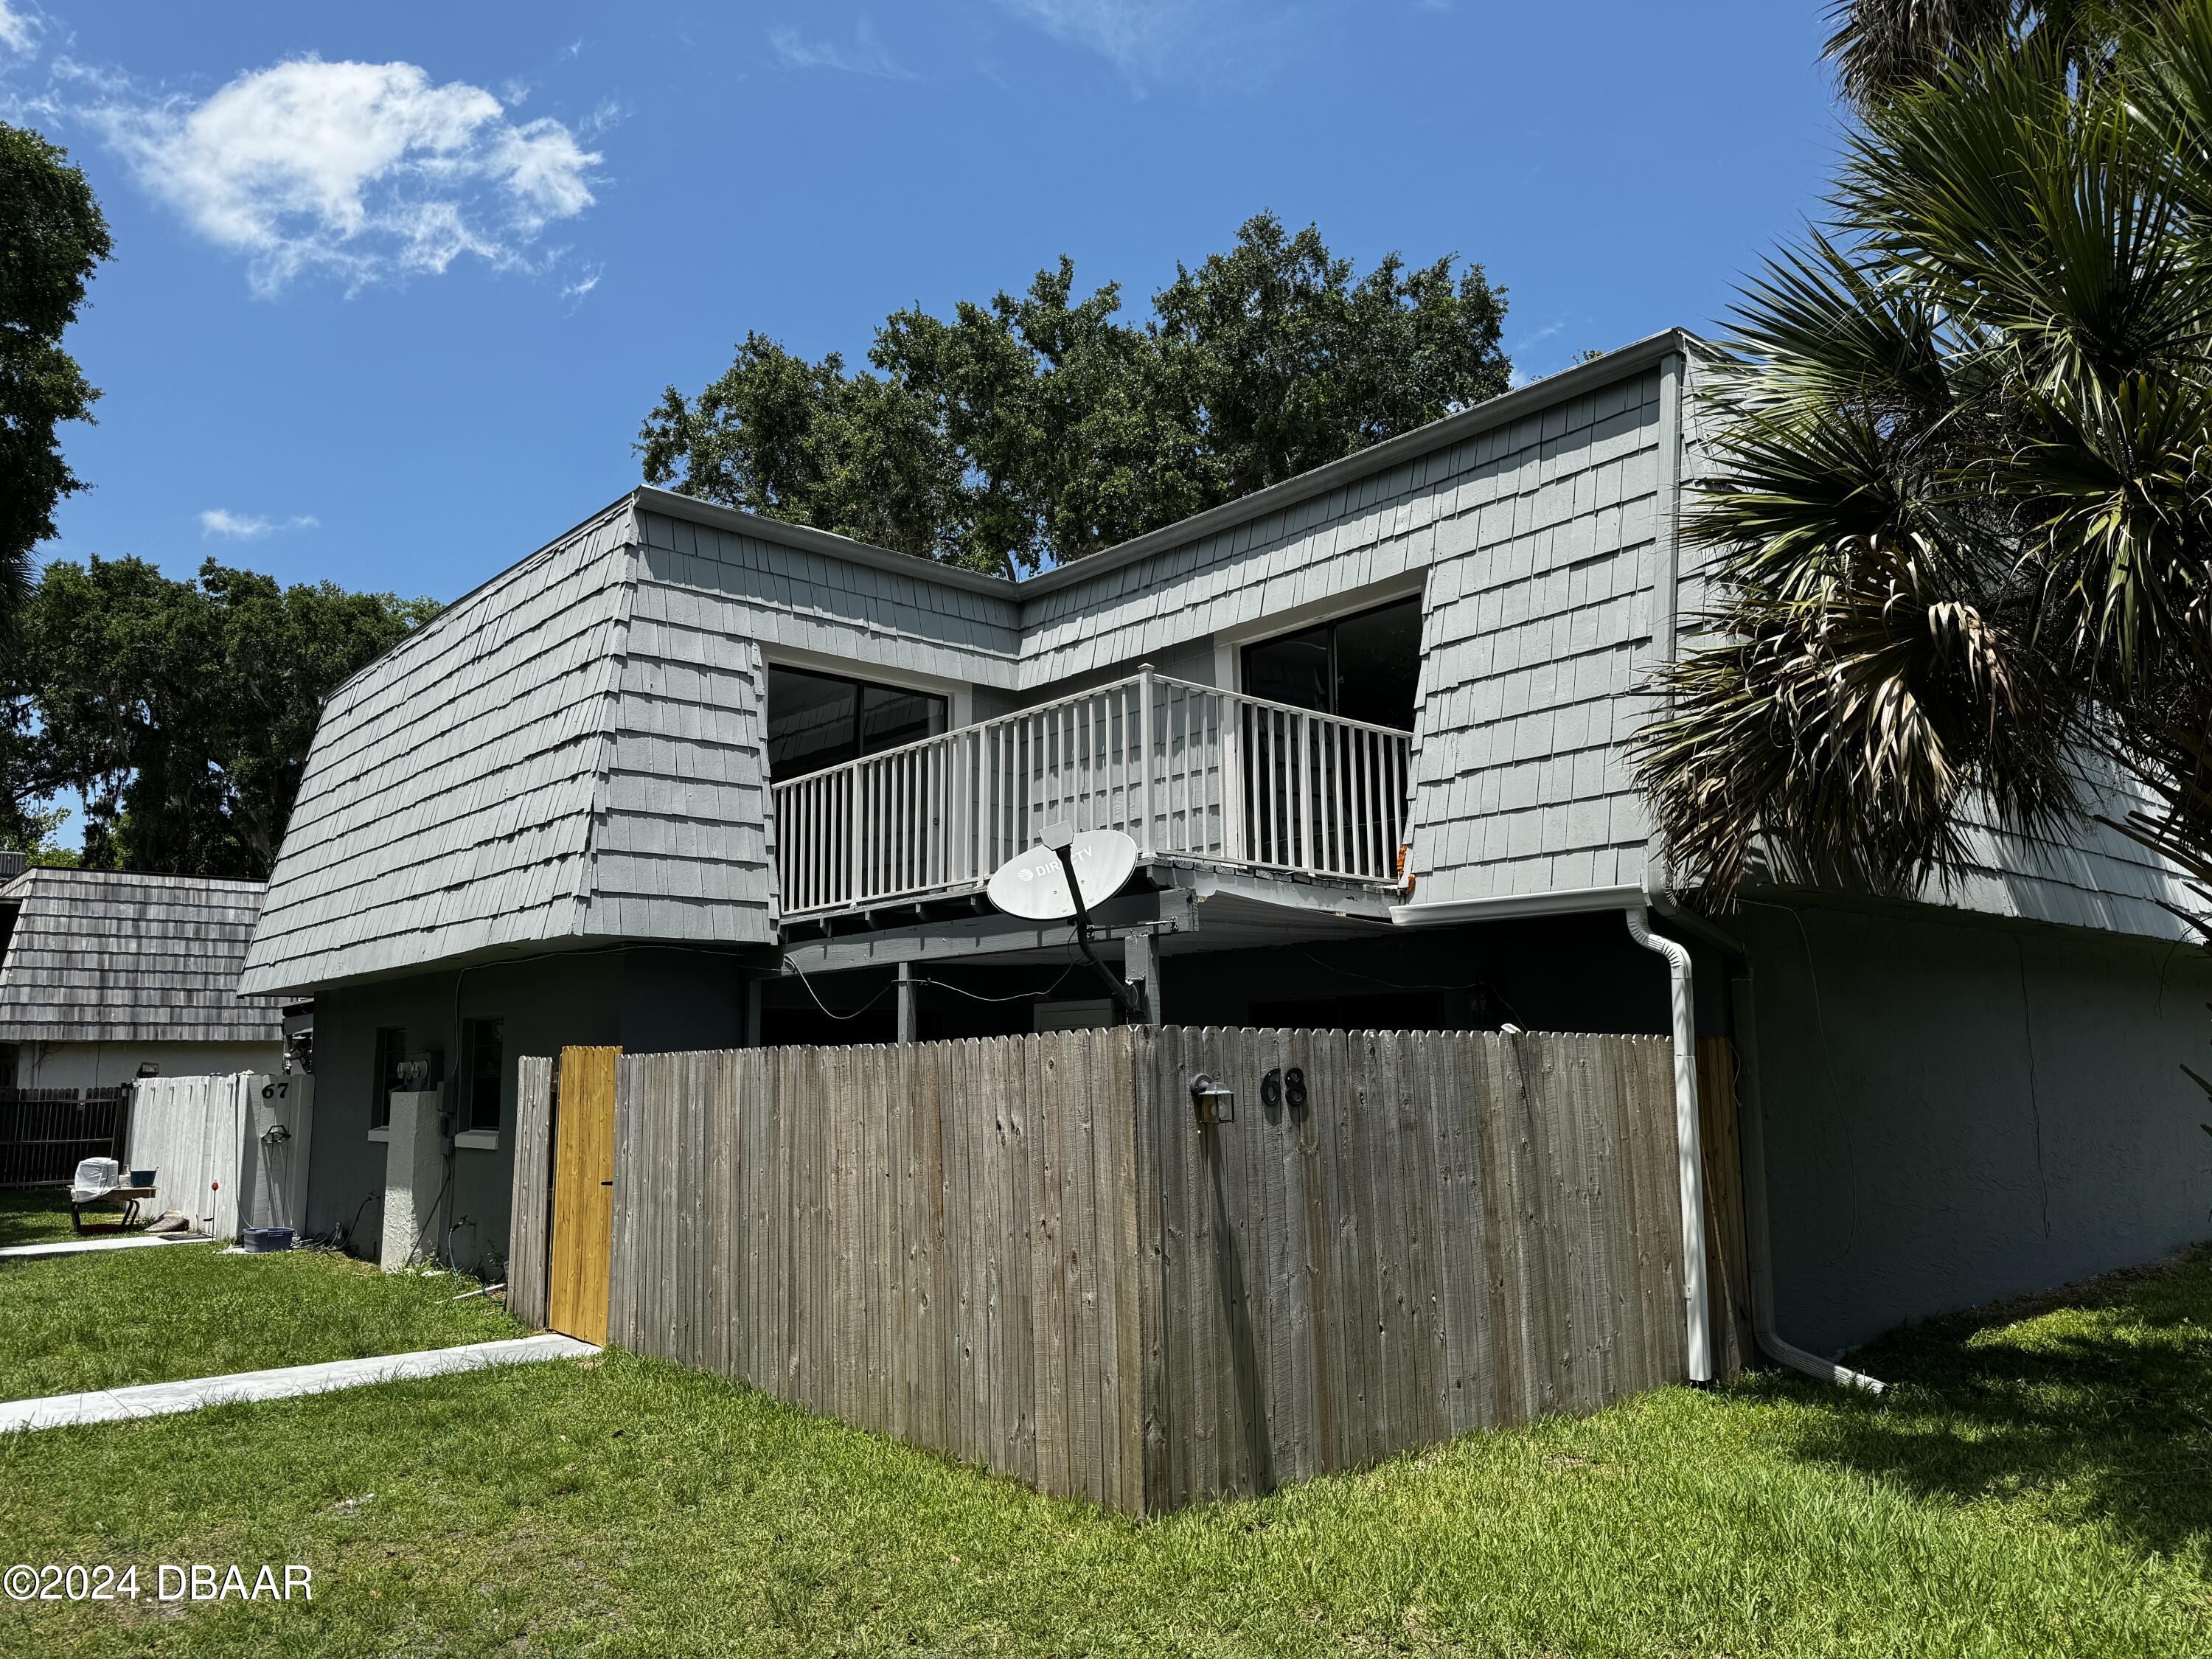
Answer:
[
  {"xmin": 1741, "ymin": 900, "xmax": 2212, "ymax": 1354},
  {"xmin": 304, "ymin": 947, "xmax": 750, "ymax": 1275},
  {"xmin": 7, "ymin": 1040, "xmax": 284, "ymax": 1092}
]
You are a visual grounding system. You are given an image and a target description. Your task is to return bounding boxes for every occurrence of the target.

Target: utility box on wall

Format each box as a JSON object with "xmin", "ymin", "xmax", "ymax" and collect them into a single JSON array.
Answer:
[{"xmin": 379, "ymin": 1089, "xmax": 446, "ymax": 1270}]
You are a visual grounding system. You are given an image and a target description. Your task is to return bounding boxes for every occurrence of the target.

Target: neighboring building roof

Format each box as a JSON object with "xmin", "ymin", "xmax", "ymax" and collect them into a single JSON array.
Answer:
[{"xmin": 0, "ymin": 867, "xmax": 286, "ymax": 1045}]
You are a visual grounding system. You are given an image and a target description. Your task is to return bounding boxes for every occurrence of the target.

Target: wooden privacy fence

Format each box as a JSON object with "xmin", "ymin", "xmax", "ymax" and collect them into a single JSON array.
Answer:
[
  {"xmin": 0, "ymin": 1086, "xmax": 131, "ymax": 1187},
  {"xmin": 123, "ymin": 1074, "xmax": 315, "ymax": 1239},
  {"xmin": 512, "ymin": 1026, "xmax": 1746, "ymax": 1514}
]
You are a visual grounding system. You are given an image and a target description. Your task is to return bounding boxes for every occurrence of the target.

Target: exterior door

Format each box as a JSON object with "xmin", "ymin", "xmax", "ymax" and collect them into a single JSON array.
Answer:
[{"xmin": 546, "ymin": 1046, "xmax": 619, "ymax": 1344}]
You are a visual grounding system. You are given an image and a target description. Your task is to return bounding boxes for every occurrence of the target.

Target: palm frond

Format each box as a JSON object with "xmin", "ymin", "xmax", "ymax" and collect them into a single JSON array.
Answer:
[
  {"xmin": 1823, "ymin": 0, "xmax": 2019, "ymax": 107},
  {"xmin": 1644, "ymin": 3, "xmax": 2212, "ymax": 908}
]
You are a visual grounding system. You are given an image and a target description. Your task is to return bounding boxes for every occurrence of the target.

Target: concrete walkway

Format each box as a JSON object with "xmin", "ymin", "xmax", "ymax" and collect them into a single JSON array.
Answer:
[
  {"xmin": 0, "ymin": 1333, "xmax": 599, "ymax": 1433},
  {"xmin": 0, "ymin": 1234, "xmax": 209, "ymax": 1260}
]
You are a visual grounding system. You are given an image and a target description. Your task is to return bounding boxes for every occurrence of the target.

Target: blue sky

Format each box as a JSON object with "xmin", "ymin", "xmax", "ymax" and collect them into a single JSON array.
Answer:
[{"xmin": 3, "ymin": 1, "xmax": 1840, "ymax": 605}]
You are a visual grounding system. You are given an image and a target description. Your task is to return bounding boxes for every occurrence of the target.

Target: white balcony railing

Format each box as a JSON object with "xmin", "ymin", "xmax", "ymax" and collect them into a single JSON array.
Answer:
[{"xmin": 771, "ymin": 669, "xmax": 1412, "ymax": 921}]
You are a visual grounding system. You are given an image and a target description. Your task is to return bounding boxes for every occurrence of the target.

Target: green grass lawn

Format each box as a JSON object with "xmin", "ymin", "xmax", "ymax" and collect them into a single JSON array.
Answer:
[
  {"xmin": 0, "ymin": 1246, "xmax": 525, "ymax": 1400},
  {"xmin": 0, "ymin": 1186, "xmax": 83, "ymax": 1248},
  {"xmin": 2, "ymin": 1251, "xmax": 2210, "ymax": 1655}
]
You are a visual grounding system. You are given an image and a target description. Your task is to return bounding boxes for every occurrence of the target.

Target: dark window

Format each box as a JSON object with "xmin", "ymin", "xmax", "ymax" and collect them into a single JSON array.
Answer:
[
  {"xmin": 0, "ymin": 1042, "xmax": 15, "ymax": 1088},
  {"xmin": 766, "ymin": 665, "xmax": 948, "ymax": 779},
  {"xmin": 1242, "ymin": 621, "xmax": 1332, "ymax": 713},
  {"xmin": 371, "ymin": 1027, "xmax": 406, "ymax": 1131},
  {"xmin": 1240, "ymin": 596, "xmax": 1422, "ymax": 730},
  {"xmin": 860, "ymin": 683, "xmax": 945, "ymax": 753},
  {"xmin": 462, "ymin": 1018, "xmax": 505, "ymax": 1134}
]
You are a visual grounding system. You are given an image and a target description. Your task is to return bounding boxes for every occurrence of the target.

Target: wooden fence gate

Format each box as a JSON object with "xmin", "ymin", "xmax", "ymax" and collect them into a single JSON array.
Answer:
[
  {"xmin": 509, "ymin": 1026, "xmax": 1743, "ymax": 1514},
  {"xmin": 540, "ymin": 1047, "xmax": 619, "ymax": 1345}
]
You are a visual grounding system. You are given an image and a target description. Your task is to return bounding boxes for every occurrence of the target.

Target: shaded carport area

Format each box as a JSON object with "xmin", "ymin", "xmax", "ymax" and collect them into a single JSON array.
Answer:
[{"xmin": 761, "ymin": 860, "xmax": 1683, "ymax": 1050}]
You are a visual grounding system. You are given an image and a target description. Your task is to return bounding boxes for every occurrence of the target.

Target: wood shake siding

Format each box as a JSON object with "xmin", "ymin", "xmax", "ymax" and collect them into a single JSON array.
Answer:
[
  {"xmin": 243, "ymin": 333, "xmax": 2197, "ymax": 992},
  {"xmin": 240, "ymin": 507, "xmax": 641, "ymax": 994}
]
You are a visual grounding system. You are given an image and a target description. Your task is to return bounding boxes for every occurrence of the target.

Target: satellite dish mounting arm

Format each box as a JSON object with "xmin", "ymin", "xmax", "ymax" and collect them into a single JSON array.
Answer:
[{"xmin": 1043, "ymin": 824, "xmax": 1144, "ymax": 1023}]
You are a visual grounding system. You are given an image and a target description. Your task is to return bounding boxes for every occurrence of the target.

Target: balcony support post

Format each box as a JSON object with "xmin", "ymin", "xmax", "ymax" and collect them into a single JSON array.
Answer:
[
  {"xmin": 896, "ymin": 960, "xmax": 919, "ymax": 1045},
  {"xmin": 1124, "ymin": 925, "xmax": 1158, "ymax": 1026},
  {"xmin": 1137, "ymin": 665, "xmax": 1157, "ymax": 860}
]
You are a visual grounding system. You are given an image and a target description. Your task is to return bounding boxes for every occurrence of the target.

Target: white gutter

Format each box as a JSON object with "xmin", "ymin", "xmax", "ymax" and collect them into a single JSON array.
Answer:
[
  {"xmin": 1388, "ymin": 883, "xmax": 1649, "ymax": 927},
  {"xmin": 1624, "ymin": 905, "xmax": 1712, "ymax": 1383}
]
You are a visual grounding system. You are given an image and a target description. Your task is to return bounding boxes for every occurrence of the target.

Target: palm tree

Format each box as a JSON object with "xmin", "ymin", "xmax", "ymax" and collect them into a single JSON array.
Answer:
[
  {"xmin": 1823, "ymin": 0, "xmax": 2016, "ymax": 105},
  {"xmin": 1822, "ymin": 1, "xmax": 2147, "ymax": 105},
  {"xmin": 1635, "ymin": 1, "xmax": 2212, "ymax": 910}
]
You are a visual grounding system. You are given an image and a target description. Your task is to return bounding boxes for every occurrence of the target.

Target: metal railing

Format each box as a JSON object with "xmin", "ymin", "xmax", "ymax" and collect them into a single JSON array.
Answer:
[{"xmin": 771, "ymin": 669, "xmax": 1412, "ymax": 919}]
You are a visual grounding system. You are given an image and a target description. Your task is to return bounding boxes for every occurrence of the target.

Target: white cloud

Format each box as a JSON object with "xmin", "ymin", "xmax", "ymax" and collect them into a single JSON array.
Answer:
[
  {"xmin": 991, "ymin": 0, "xmax": 1305, "ymax": 87},
  {"xmin": 80, "ymin": 57, "xmax": 602, "ymax": 295},
  {"xmin": 1506, "ymin": 320, "xmax": 1566, "ymax": 385},
  {"xmin": 0, "ymin": 2, "xmax": 39, "ymax": 59},
  {"xmin": 200, "ymin": 508, "xmax": 319, "ymax": 539},
  {"xmin": 562, "ymin": 263, "xmax": 602, "ymax": 313},
  {"xmin": 768, "ymin": 18, "xmax": 915, "ymax": 80}
]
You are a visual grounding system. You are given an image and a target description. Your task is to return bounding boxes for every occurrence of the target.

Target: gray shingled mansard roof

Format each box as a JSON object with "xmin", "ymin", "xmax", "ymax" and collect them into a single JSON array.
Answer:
[
  {"xmin": 240, "ymin": 338, "xmax": 1698, "ymax": 998},
  {"xmin": 239, "ymin": 327, "xmax": 2194, "ymax": 995},
  {"xmin": 0, "ymin": 866, "xmax": 286, "ymax": 1046}
]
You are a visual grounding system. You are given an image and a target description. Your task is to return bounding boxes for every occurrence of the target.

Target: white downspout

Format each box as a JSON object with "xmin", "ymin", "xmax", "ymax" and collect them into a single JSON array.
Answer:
[
  {"xmin": 1728, "ymin": 952, "xmax": 1888, "ymax": 1394},
  {"xmin": 1652, "ymin": 900, "xmax": 1886, "ymax": 1394},
  {"xmin": 1625, "ymin": 905, "xmax": 1712, "ymax": 1383}
]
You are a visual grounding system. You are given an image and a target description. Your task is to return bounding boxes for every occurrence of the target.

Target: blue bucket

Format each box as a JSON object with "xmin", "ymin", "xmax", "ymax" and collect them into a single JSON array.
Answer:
[{"xmin": 240, "ymin": 1227, "xmax": 293, "ymax": 1253}]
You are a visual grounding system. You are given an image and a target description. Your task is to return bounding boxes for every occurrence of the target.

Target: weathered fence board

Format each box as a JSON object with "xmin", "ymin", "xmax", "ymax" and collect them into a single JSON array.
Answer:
[
  {"xmin": 605, "ymin": 1033, "xmax": 1145, "ymax": 1510},
  {"xmin": 124, "ymin": 1076, "xmax": 244, "ymax": 1238},
  {"xmin": 1124, "ymin": 1028, "xmax": 1688, "ymax": 1506},
  {"xmin": 507, "ymin": 1056, "xmax": 555, "ymax": 1329},
  {"xmin": 580, "ymin": 1025, "xmax": 1695, "ymax": 1515}
]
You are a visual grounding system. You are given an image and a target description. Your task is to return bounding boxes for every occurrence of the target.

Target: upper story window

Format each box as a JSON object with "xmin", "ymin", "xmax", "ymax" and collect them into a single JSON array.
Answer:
[
  {"xmin": 766, "ymin": 665, "xmax": 948, "ymax": 780},
  {"xmin": 1240, "ymin": 595, "xmax": 1422, "ymax": 730}
]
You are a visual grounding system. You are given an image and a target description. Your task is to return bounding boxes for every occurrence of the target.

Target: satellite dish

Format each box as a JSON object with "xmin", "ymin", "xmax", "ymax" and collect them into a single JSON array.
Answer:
[{"xmin": 987, "ymin": 828, "xmax": 1138, "ymax": 921}]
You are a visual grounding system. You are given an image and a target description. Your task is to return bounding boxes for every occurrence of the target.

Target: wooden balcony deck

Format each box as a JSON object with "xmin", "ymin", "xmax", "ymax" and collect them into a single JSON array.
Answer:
[{"xmin": 771, "ymin": 670, "xmax": 1412, "ymax": 924}]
